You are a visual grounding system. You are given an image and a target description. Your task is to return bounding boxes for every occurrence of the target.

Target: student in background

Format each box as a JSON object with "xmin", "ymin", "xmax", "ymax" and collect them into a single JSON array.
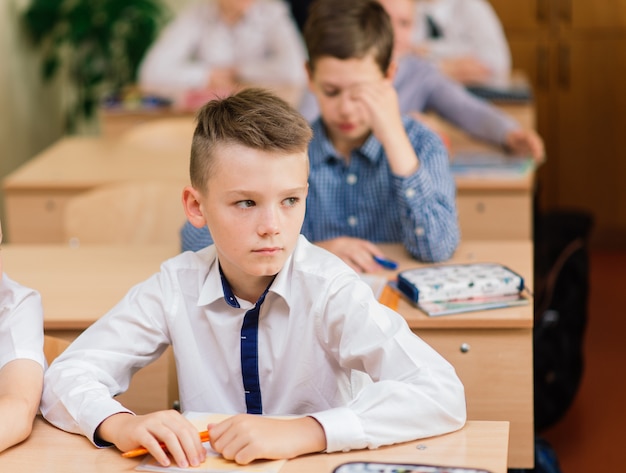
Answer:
[
  {"xmin": 299, "ymin": 0, "xmax": 544, "ymax": 162},
  {"xmin": 411, "ymin": 0, "xmax": 511, "ymax": 86},
  {"xmin": 138, "ymin": 0, "xmax": 307, "ymax": 107},
  {"xmin": 0, "ymin": 220, "xmax": 45, "ymax": 453},
  {"xmin": 41, "ymin": 89, "xmax": 466, "ymax": 468},
  {"xmin": 183, "ymin": 0, "xmax": 461, "ymax": 269}
]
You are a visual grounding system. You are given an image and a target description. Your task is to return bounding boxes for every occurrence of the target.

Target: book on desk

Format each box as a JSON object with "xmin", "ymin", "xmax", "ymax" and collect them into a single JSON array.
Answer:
[
  {"xmin": 394, "ymin": 262, "xmax": 530, "ymax": 317},
  {"xmin": 449, "ymin": 152, "xmax": 535, "ymax": 180}
]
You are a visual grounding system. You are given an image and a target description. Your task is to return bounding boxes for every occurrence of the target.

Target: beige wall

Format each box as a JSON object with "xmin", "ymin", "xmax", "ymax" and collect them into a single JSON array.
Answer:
[{"xmin": 0, "ymin": 0, "xmax": 65, "ymax": 240}]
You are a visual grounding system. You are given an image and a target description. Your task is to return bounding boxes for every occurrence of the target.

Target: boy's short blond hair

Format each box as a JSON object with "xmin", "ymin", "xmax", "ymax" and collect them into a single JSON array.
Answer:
[
  {"xmin": 303, "ymin": 0, "xmax": 394, "ymax": 74},
  {"xmin": 190, "ymin": 88, "xmax": 312, "ymax": 192}
]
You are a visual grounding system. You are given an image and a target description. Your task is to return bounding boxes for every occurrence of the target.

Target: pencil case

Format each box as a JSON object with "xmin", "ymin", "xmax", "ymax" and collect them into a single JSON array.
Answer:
[{"xmin": 396, "ymin": 263, "xmax": 524, "ymax": 304}]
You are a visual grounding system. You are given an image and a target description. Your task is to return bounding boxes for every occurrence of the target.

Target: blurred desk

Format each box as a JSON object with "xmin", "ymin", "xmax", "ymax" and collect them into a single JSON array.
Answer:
[
  {"xmin": 378, "ymin": 241, "xmax": 534, "ymax": 468},
  {"xmin": 3, "ymin": 244, "xmax": 179, "ymax": 414},
  {"xmin": 3, "ymin": 240, "xmax": 530, "ymax": 467},
  {"xmin": 439, "ymin": 101, "xmax": 537, "ymax": 240},
  {"xmin": 3, "ymin": 133, "xmax": 532, "ymax": 243},
  {"xmin": 100, "ymin": 84, "xmax": 304, "ymax": 138},
  {"xmin": 0, "ymin": 418, "xmax": 509, "ymax": 473},
  {"xmin": 2, "ymin": 137, "xmax": 188, "ymax": 243}
]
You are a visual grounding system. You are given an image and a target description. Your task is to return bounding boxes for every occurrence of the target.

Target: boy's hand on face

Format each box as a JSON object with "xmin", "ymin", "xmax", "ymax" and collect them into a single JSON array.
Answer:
[
  {"xmin": 316, "ymin": 237, "xmax": 385, "ymax": 273},
  {"xmin": 208, "ymin": 414, "xmax": 326, "ymax": 465},
  {"xmin": 96, "ymin": 410, "xmax": 206, "ymax": 468},
  {"xmin": 505, "ymin": 129, "xmax": 546, "ymax": 163},
  {"xmin": 350, "ymin": 79, "xmax": 405, "ymax": 147}
]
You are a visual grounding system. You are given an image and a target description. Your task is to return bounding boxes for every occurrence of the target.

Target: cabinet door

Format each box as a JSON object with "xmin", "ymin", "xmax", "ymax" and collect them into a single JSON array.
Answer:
[
  {"xmin": 488, "ymin": 0, "xmax": 551, "ymax": 30},
  {"xmin": 554, "ymin": 37, "xmax": 626, "ymax": 245},
  {"xmin": 562, "ymin": 0, "xmax": 626, "ymax": 29}
]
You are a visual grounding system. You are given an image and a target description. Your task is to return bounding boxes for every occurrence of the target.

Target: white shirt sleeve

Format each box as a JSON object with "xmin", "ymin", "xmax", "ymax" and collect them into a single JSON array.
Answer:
[
  {"xmin": 138, "ymin": 3, "xmax": 214, "ymax": 97},
  {"xmin": 413, "ymin": 0, "xmax": 511, "ymax": 83},
  {"xmin": 308, "ymin": 272, "xmax": 467, "ymax": 452},
  {"xmin": 0, "ymin": 274, "xmax": 45, "ymax": 370},
  {"xmin": 40, "ymin": 274, "xmax": 172, "ymax": 444}
]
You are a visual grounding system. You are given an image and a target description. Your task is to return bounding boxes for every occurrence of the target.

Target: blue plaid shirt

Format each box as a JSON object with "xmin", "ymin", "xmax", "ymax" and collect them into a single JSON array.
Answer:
[{"xmin": 180, "ymin": 116, "xmax": 459, "ymax": 262}]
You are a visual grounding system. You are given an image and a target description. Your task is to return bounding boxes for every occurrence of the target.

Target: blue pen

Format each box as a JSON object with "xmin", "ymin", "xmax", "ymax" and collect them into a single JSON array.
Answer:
[{"xmin": 373, "ymin": 255, "xmax": 398, "ymax": 270}]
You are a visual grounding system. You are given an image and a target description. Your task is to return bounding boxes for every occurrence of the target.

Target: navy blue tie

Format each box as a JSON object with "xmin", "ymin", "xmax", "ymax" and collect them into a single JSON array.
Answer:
[{"xmin": 240, "ymin": 291, "xmax": 269, "ymax": 414}]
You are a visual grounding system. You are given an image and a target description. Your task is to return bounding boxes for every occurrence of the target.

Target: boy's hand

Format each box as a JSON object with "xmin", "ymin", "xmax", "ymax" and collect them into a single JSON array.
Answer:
[
  {"xmin": 505, "ymin": 129, "xmax": 545, "ymax": 163},
  {"xmin": 96, "ymin": 410, "xmax": 206, "ymax": 468},
  {"xmin": 316, "ymin": 237, "xmax": 385, "ymax": 273},
  {"xmin": 350, "ymin": 79, "xmax": 404, "ymax": 147},
  {"xmin": 350, "ymin": 80, "xmax": 420, "ymax": 176},
  {"xmin": 209, "ymin": 414, "xmax": 326, "ymax": 465}
]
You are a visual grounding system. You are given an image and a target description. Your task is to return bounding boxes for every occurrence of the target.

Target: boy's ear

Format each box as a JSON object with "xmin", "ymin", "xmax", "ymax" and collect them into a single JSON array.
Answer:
[
  {"xmin": 385, "ymin": 59, "xmax": 398, "ymax": 82},
  {"xmin": 182, "ymin": 186, "xmax": 208, "ymax": 229}
]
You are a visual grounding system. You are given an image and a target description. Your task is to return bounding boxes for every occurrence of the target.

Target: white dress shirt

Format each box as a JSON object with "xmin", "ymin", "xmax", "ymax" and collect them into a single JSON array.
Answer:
[
  {"xmin": 138, "ymin": 0, "xmax": 307, "ymax": 99},
  {"xmin": 413, "ymin": 0, "xmax": 511, "ymax": 84},
  {"xmin": 0, "ymin": 274, "xmax": 45, "ymax": 370},
  {"xmin": 41, "ymin": 236, "xmax": 466, "ymax": 453}
]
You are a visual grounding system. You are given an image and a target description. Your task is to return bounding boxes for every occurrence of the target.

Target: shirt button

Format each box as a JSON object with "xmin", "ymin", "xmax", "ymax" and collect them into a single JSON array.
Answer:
[
  {"xmin": 346, "ymin": 173, "xmax": 357, "ymax": 185},
  {"xmin": 348, "ymin": 216, "xmax": 358, "ymax": 227},
  {"xmin": 405, "ymin": 188, "xmax": 416, "ymax": 198},
  {"xmin": 415, "ymin": 226, "xmax": 425, "ymax": 236}
]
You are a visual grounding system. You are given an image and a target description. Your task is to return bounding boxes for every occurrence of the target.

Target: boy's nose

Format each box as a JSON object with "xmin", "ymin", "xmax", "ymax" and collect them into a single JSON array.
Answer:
[{"xmin": 257, "ymin": 207, "xmax": 280, "ymax": 235}]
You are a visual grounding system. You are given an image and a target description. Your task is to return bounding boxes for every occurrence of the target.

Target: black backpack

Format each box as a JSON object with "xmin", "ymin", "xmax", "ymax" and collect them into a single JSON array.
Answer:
[{"xmin": 533, "ymin": 209, "xmax": 593, "ymax": 432}]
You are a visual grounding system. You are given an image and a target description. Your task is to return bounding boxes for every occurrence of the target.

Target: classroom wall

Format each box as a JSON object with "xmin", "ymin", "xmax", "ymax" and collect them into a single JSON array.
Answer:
[{"xmin": 0, "ymin": 0, "xmax": 65, "ymax": 240}]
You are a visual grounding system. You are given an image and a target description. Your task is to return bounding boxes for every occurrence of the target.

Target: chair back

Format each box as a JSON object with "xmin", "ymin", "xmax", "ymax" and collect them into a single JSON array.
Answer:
[
  {"xmin": 62, "ymin": 180, "xmax": 188, "ymax": 245},
  {"xmin": 118, "ymin": 117, "xmax": 195, "ymax": 154}
]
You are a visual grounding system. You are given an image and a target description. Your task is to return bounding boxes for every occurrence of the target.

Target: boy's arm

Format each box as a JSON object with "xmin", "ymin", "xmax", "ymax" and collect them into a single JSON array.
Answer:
[
  {"xmin": 138, "ymin": 5, "xmax": 215, "ymax": 96},
  {"xmin": 41, "ymin": 273, "xmax": 171, "ymax": 442},
  {"xmin": 312, "ymin": 277, "xmax": 467, "ymax": 452},
  {"xmin": 354, "ymin": 82, "xmax": 459, "ymax": 261},
  {"xmin": 0, "ymin": 359, "xmax": 43, "ymax": 453},
  {"xmin": 207, "ymin": 414, "xmax": 326, "ymax": 465}
]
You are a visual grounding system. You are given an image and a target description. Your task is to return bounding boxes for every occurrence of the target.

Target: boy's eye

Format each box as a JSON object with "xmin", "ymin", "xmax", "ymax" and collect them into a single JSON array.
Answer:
[
  {"xmin": 236, "ymin": 200, "xmax": 255, "ymax": 208},
  {"xmin": 283, "ymin": 197, "xmax": 299, "ymax": 207},
  {"xmin": 322, "ymin": 88, "xmax": 340, "ymax": 98}
]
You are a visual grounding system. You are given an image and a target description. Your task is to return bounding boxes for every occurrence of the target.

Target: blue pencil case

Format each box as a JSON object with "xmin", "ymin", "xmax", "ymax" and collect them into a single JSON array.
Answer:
[{"xmin": 396, "ymin": 263, "xmax": 525, "ymax": 304}]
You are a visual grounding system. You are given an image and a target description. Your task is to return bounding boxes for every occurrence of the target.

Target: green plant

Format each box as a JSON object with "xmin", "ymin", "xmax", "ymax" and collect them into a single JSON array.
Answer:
[{"xmin": 22, "ymin": 0, "xmax": 169, "ymax": 130}]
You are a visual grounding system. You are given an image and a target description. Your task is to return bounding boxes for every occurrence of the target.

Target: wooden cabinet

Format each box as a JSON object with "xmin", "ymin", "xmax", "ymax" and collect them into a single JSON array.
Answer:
[
  {"xmin": 420, "ymin": 328, "xmax": 533, "ymax": 468},
  {"xmin": 489, "ymin": 0, "xmax": 626, "ymax": 247}
]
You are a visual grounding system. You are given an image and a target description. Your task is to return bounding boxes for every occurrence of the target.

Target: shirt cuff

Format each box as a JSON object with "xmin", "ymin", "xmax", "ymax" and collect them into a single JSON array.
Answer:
[
  {"xmin": 83, "ymin": 401, "xmax": 134, "ymax": 447},
  {"xmin": 309, "ymin": 407, "xmax": 367, "ymax": 453}
]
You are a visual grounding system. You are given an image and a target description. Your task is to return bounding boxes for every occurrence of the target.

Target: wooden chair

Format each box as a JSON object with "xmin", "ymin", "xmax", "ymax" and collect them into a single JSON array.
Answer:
[
  {"xmin": 43, "ymin": 335, "xmax": 70, "ymax": 365},
  {"xmin": 118, "ymin": 117, "xmax": 196, "ymax": 154},
  {"xmin": 62, "ymin": 180, "xmax": 188, "ymax": 246}
]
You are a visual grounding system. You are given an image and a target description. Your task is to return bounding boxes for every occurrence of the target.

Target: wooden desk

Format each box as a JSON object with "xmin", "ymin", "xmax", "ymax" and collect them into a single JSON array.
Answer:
[
  {"xmin": 2, "ymin": 137, "xmax": 189, "ymax": 243},
  {"xmin": 378, "ymin": 241, "xmax": 534, "ymax": 469},
  {"xmin": 99, "ymin": 85, "xmax": 304, "ymax": 139},
  {"xmin": 2, "ymin": 133, "xmax": 533, "ymax": 243},
  {"xmin": 439, "ymin": 101, "xmax": 537, "ymax": 241},
  {"xmin": 2, "ymin": 244, "xmax": 179, "ymax": 414},
  {"xmin": 4, "ymin": 240, "xmax": 533, "ymax": 468},
  {"xmin": 0, "ymin": 418, "xmax": 509, "ymax": 473}
]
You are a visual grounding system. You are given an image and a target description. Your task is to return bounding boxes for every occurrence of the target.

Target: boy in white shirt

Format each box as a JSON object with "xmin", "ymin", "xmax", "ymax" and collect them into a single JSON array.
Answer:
[
  {"xmin": 0, "ymin": 220, "xmax": 45, "ymax": 452},
  {"xmin": 138, "ymin": 0, "xmax": 307, "ymax": 106},
  {"xmin": 42, "ymin": 88, "xmax": 466, "ymax": 468}
]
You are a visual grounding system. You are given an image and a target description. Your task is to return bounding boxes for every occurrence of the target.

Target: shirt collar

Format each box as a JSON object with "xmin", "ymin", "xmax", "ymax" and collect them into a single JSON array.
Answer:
[
  {"xmin": 195, "ymin": 242, "xmax": 296, "ymax": 309},
  {"xmin": 310, "ymin": 119, "xmax": 384, "ymax": 166}
]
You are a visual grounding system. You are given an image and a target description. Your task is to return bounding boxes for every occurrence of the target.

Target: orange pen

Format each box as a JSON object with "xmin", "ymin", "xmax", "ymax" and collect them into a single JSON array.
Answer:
[{"xmin": 121, "ymin": 430, "xmax": 210, "ymax": 458}]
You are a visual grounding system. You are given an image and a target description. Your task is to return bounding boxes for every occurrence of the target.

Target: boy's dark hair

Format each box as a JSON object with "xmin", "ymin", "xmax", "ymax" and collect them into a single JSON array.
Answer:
[
  {"xmin": 303, "ymin": 0, "xmax": 394, "ymax": 73},
  {"xmin": 190, "ymin": 87, "xmax": 312, "ymax": 192}
]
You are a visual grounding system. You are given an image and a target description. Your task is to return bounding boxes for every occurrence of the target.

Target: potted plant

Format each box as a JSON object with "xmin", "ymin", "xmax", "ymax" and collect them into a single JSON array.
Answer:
[{"xmin": 22, "ymin": 0, "xmax": 169, "ymax": 132}]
